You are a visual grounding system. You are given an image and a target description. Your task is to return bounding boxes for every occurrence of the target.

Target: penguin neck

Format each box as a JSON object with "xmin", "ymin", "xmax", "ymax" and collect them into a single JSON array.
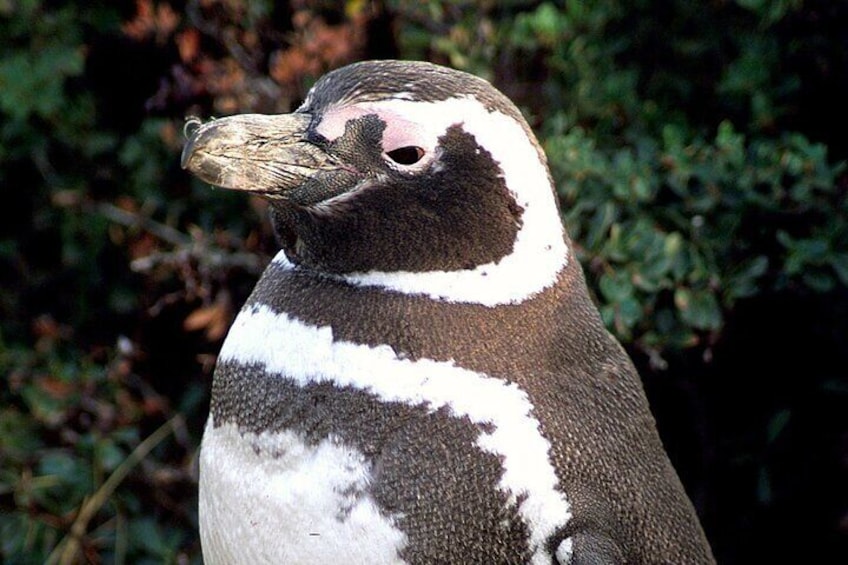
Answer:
[
  {"xmin": 269, "ymin": 171, "xmax": 525, "ymax": 277},
  {"xmin": 270, "ymin": 200, "xmax": 569, "ymax": 308},
  {"xmin": 239, "ymin": 246, "xmax": 602, "ymax": 381}
]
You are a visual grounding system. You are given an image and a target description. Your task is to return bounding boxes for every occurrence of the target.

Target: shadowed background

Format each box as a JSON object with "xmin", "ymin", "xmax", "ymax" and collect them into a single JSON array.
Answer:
[{"xmin": 1, "ymin": 1, "xmax": 846, "ymax": 563}]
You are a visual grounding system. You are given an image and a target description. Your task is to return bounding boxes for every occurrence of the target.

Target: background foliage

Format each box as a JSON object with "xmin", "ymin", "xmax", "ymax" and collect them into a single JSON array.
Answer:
[{"xmin": 1, "ymin": 0, "xmax": 846, "ymax": 563}]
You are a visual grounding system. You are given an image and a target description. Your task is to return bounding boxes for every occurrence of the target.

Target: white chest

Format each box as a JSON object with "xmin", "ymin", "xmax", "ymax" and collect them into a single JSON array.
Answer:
[
  {"xmin": 200, "ymin": 303, "xmax": 572, "ymax": 565},
  {"xmin": 198, "ymin": 419, "xmax": 408, "ymax": 564}
]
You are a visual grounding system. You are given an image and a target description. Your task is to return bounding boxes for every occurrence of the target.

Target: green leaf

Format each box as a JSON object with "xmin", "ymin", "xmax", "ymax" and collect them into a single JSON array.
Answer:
[
  {"xmin": 829, "ymin": 253, "xmax": 848, "ymax": 285},
  {"xmin": 757, "ymin": 467, "xmax": 772, "ymax": 504},
  {"xmin": 767, "ymin": 409, "xmax": 791, "ymax": 444},
  {"xmin": 97, "ymin": 438, "xmax": 126, "ymax": 473},
  {"xmin": 617, "ymin": 297, "xmax": 643, "ymax": 329},
  {"xmin": 675, "ymin": 288, "xmax": 722, "ymax": 330},
  {"xmin": 599, "ymin": 271, "xmax": 633, "ymax": 302},
  {"xmin": 727, "ymin": 256, "xmax": 769, "ymax": 299},
  {"xmin": 802, "ymin": 271, "xmax": 835, "ymax": 293}
]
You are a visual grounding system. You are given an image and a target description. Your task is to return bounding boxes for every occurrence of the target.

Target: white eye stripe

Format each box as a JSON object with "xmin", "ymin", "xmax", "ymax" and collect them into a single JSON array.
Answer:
[
  {"xmin": 313, "ymin": 96, "xmax": 568, "ymax": 305},
  {"xmin": 315, "ymin": 103, "xmax": 441, "ymax": 157},
  {"xmin": 307, "ymin": 95, "xmax": 567, "ymax": 305}
]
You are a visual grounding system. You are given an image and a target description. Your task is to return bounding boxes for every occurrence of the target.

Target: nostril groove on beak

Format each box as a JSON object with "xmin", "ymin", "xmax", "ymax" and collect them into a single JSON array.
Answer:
[{"xmin": 184, "ymin": 116, "xmax": 204, "ymax": 139}]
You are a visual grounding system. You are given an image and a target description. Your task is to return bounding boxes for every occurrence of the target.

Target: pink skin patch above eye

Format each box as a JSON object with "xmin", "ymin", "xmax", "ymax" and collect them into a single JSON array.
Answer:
[{"xmin": 314, "ymin": 103, "xmax": 437, "ymax": 155}]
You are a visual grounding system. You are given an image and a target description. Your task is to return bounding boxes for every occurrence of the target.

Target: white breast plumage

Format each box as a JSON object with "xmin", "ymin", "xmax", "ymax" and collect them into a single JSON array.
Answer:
[{"xmin": 200, "ymin": 269, "xmax": 573, "ymax": 564}]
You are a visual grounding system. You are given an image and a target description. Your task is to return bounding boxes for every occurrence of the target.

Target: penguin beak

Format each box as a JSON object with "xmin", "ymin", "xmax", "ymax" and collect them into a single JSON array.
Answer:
[{"xmin": 181, "ymin": 113, "xmax": 336, "ymax": 196}]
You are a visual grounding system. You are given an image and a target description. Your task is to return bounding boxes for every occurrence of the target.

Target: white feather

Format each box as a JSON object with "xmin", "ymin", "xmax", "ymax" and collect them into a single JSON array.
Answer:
[
  {"xmin": 200, "ymin": 421, "xmax": 408, "ymax": 564},
  {"xmin": 212, "ymin": 302, "xmax": 573, "ymax": 565}
]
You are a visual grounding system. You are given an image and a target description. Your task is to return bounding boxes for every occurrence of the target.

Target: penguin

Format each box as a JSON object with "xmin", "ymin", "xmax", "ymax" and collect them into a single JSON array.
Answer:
[{"xmin": 181, "ymin": 59, "xmax": 716, "ymax": 564}]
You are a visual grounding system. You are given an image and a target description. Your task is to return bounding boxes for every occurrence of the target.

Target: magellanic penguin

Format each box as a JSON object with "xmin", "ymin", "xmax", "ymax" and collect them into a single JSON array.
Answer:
[{"xmin": 182, "ymin": 60, "xmax": 716, "ymax": 564}]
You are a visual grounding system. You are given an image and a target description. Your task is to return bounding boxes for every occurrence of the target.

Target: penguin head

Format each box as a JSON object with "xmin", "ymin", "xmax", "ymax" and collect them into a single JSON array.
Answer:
[{"xmin": 182, "ymin": 60, "xmax": 567, "ymax": 302}]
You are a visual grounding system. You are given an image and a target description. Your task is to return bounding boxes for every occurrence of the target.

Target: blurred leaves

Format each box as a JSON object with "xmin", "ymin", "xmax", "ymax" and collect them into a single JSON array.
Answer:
[
  {"xmin": 550, "ymin": 117, "xmax": 845, "ymax": 353},
  {"xmin": 1, "ymin": 329, "xmax": 197, "ymax": 563},
  {"xmin": 1, "ymin": 0, "xmax": 846, "ymax": 563},
  {"xmin": 0, "ymin": 44, "xmax": 84, "ymax": 122}
]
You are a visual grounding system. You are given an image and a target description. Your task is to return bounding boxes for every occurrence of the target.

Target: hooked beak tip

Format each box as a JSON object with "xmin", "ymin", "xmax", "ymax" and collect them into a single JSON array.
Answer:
[{"xmin": 180, "ymin": 137, "xmax": 196, "ymax": 170}]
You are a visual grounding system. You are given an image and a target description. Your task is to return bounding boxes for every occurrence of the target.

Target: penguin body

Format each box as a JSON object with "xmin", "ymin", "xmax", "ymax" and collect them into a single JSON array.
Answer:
[{"xmin": 183, "ymin": 60, "xmax": 715, "ymax": 564}]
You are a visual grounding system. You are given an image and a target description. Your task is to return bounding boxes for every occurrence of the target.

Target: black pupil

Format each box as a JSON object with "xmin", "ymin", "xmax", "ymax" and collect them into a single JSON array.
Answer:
[{"xmin": 386, "ymin": 146, "xmax": 424, "ymax": 165}]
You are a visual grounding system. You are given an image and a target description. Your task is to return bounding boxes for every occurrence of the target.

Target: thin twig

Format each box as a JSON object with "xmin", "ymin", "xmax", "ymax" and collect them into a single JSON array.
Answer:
[
  {"xmin": 97, "ymin": 202, "xmax": 265, "ymax": 275},
  {"xmin": 46, "ymin": 415, "xmax": 183, "ymax": 565},
  {"xmin": 129, "ymin": 247, "xmax": 263, "ymax": 274},
  {"xmin": 96, "ymin": 202, "xmax": 191, "ymax": 247}
]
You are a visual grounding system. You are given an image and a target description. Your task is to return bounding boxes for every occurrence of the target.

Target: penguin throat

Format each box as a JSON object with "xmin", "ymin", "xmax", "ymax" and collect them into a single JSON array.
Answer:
[
  {"xmin": 287, "ymin": 213, "xmax": 523, "ymax": 275},
  {"xmin": 269, "ymin": 181, "xmax": 525, "ymax": 275}
]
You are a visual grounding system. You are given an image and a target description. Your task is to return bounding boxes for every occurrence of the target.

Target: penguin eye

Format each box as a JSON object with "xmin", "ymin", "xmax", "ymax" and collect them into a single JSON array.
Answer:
[{"xmin": 385, "ymin": 146, "xmax": 425, "ymax": 165}]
